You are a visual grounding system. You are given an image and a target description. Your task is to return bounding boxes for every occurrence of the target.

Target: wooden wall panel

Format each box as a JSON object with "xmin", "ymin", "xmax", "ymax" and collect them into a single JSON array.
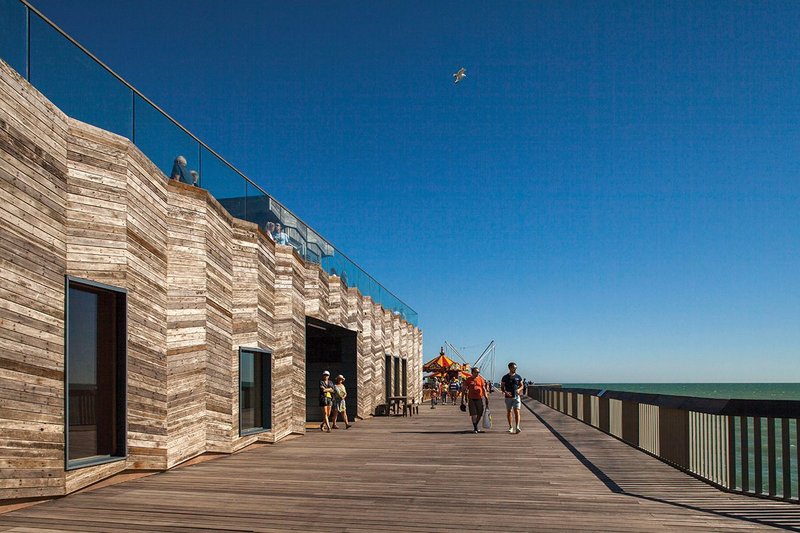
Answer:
[
  {"xmin": 203, "ymin": 197, "xmax": 234, "ymax": 453},
  {"xmin": 229, "ymin": 220, "xmax": 260, "ymax": 449},
  {"xmin": 273, "ymin": 246, "xmax": 307, "ymax": 436},
  {"xmin": 0, "ymin": 61, "xmax": 68, "ymax": 500},
  {"xmin": 124, "ymin": 145, "xmax": 168, "ymax": 470},
  {"xmin": 165, "ymin": 184, "xmax": 207, "ymax": 467},
  {"xmin": 0, "ymin": 58, "xmax": 423, "ymax": 501}
]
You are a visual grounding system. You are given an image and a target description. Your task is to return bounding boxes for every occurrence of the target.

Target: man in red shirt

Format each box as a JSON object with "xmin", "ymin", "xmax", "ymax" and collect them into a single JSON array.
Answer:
[{"xmin": 460, "ymin": 367, "xmax": 489, "ymax": 433}]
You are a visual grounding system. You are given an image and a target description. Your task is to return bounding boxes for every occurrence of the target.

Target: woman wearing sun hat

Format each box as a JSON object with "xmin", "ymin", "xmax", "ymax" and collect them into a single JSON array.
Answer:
[
  {"xmin": 319, "ymin": 370, "xmax": 334, "ymax": 432},
  {"xmin": 330, "ymin": 375, "xmax": 352, "ymax": 429}
]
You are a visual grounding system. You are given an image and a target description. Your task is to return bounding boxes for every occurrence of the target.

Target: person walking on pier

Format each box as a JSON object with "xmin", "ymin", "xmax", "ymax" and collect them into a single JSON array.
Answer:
[
  {"xmin": 448, "ymin": 379, "xmax": 460, "ymax": 405},
  {"xmin": 461, "ymin": 367, "xmax": 489, "ymax": 433},
  {"xmin": 330, "ymin": 375, "xmax": 352, "ymax": 429},
  {"xmin": 501, "ymin": 362, "xmax": 524, "ymax": 434},
  {"xmin": 319, "ymin": 370, "xmax": 334, "ymax": 432}
]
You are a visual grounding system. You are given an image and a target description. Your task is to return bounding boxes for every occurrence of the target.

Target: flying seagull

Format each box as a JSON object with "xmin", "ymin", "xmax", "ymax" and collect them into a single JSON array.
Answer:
[{"xmin": 453, "ymin": 67, "xmax": 466, "ymax": 84}]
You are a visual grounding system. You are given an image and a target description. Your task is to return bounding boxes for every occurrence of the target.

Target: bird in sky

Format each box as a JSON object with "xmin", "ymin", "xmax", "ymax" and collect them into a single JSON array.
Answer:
[{"xmin": 453, "ymin": 67, "xmax": 466, "ymax": 84}]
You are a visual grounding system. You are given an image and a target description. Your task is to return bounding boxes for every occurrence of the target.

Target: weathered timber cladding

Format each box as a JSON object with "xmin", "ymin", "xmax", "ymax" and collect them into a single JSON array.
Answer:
[
  {"xmin": 0, "ymin": 61, "xmax": 68, "ymax": 500},
  {"xmin": 0, "ymin": 59, "xmax": 422, "ymax": 501}
]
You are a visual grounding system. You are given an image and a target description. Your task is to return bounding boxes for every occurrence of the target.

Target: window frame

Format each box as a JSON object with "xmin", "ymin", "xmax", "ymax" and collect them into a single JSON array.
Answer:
[
  {"xmin": 64, "ymin": 276, "xmax": 128, "ymax": 471},
  {"xmin": 238, "ymin": 346, "xmax": 272, "ymax": 436}
]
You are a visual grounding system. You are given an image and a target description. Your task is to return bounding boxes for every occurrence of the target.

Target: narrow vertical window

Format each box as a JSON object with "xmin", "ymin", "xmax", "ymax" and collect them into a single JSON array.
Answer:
[
  {"xmin": 66, "ymin": 277, "xmax": 126, "ymax": 469},
  {"xmin": 393, "ymin": 356, "xmax": 400, "ymax": 396},
  {"xmin": 401, "ymin": 359, "xmax": 408, "ymax": 396},
  {"xmin": 239, "ymin": 348, "xmax": 271, "ymax": 435},
  {"xmin": 384, "ymin": 354, "xmax": 392, "ymax": 401}
]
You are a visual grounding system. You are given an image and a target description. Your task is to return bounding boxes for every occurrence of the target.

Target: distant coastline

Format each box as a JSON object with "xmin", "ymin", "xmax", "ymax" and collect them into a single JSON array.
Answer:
[{"xmin": 560, "ymin": 383, "xmax": 800, "ymax": 401}]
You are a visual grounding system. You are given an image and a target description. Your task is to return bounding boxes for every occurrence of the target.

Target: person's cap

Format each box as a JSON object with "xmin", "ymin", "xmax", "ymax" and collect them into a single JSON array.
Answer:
[
  {"xmin": 508, "ymin": 362, "xmax": 517, "ymax": 368},
  {"xmin": 322, "ymin": 370, "xmax": 330, "ymax": 375},
  {"xmin": 336, "ymin": 375, "xmax": 345, "ymax": 381}
]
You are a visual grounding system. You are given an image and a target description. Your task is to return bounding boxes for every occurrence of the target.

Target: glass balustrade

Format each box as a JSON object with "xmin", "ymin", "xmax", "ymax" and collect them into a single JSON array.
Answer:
[
  {"xmin": 0, "ymin": 0, "xmax": 418, "ymax": 326},
  {"xmin": 135, "ymin": 95, "xmax": 200, "ymax": 184},
  {"xmin": 29, "ymin": 13, "xmax": 132, "ymax": 138},
  {"xmin": 0, "ymin": 0, "xmax": 26, "ymax": 77}
]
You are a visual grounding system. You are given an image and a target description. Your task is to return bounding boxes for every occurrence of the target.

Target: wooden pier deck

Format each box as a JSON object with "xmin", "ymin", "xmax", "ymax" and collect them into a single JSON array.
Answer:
[{"xmin": 1, "ymin": 392, "xmax": 798, "ymax": 532}]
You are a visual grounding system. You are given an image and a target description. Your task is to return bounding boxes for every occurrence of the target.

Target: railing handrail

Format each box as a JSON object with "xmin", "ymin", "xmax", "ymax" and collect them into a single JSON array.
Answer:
[
  {"xmin": 16, "ymin": 0, "xmax": 417, "ymax": 320},
  {"xmin": 532, "ymin": 385, "xmax": 800, "ymax": 419}
]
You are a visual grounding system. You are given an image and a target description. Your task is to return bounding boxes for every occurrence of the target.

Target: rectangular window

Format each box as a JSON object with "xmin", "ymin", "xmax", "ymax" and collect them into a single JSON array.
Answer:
[
  {"xmin": 393, "ymin": 356, "xmax": 400, "ymax": 396},
  {"xmin": 66, "ymin": 277, "xmax": 126, "ymax": 470},
  {"xmin": 240, "ymin": 348, "xmax": 271, "ymax": 435},
  {"xmin": 385, "ymin": 354, "xmax": 392, "ymax": 401},
  {"xmin": 402, "ymin": 359, "xmax": 408, "ymax": 396}
]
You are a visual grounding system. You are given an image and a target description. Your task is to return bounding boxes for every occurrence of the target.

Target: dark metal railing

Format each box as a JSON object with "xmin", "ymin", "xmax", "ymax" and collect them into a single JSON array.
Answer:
[{"xmin": 530, "ymin": 386, "xmax": 800, "ymax": 503}]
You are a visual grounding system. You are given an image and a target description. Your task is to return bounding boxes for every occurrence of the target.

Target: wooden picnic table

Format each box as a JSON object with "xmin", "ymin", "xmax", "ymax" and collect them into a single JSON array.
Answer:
[{"xmin": 387, "ymin": 395, "xmax": 410, "ymax": 416}]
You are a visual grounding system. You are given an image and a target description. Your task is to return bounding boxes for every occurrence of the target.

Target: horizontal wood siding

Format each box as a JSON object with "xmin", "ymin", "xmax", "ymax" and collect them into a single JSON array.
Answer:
[
  {"xmin": 0, "ymin": 60, "xmax": 68, "ymax": 500},
  {"xmin": 0, "ymin": 58, "xmax": 422, "ymax": 500}
]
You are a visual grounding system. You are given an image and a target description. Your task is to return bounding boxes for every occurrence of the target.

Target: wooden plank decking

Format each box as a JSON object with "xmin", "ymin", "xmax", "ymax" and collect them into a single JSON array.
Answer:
[{"xmin": 1, "ymin": 392, "xmax": 798, "ymax": 532}]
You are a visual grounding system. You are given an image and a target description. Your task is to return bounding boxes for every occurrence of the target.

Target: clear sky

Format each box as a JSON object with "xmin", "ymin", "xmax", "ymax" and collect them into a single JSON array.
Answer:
[{"xmin": 28, "ymin": 0, "xmax": 800, "ymax": 383}]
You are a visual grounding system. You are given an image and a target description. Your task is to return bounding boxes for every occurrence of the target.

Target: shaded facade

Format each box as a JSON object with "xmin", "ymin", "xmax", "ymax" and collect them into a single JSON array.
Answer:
[{"xmin": 0, "ymin": 59, "xmax": 422, "ymax": 500}]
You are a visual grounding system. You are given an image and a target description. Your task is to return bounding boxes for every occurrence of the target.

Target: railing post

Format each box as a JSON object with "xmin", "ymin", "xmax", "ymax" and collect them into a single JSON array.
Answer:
[
  {"xmin": 599, "ymin": 397, "xmax": 610, "ymax": 432},
  {"xmin": 754, "ymin": 417, "xmax": 762, "ymax": 494},
  {"xmin": 767, "ymin": 417, "xmax": 776, "ymax": 497},
  {"xmin": 740, "ymin": 416, "xmax": 749, "ymax": 492},
  {"xmin": 583, "ymin": 394, "xmax": 591, "ymax": 423},
  {"xmin": 727, "ymin": 415, "xmax": 736, "ymax": 490},
  {"xmin": 796, "ymin": 418, "xmax": 800, "ymax": 501},
  {"xmin": 660, "ymin": 407, "xmax": 689, "ymax": 469},
  {"xmin": 781, "ymin": 418, "xmax": 790, "ymax": 499},
  {"xmin": 622, "ymin": 400, "xmax": 639, "ymax": 446}
]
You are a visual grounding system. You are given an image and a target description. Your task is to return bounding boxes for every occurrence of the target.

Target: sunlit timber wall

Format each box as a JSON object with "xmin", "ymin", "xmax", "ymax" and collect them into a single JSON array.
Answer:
[{"xmin": 0, "ymin": 59, "xmax": 422, "ymax": 500}]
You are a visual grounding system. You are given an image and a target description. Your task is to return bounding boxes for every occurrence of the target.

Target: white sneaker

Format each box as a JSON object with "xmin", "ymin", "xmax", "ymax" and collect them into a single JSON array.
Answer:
[
  {"xmin": 507, "ymin": 427, "xmax": 514, "ymax": 433},
  {"xmin": 515, "ymin": 427, "xmax": 521, "ymax": 434}
]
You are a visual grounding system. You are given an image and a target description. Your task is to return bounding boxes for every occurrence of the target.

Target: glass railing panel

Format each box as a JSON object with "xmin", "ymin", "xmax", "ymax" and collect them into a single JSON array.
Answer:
[
  {"xmin": 0, "ymin": 0, "xmax": 27, "ymax": 78},
  {"xmin": 29, "ymin": 13, "xmax": 132, "ymax": 138},
  {"xmin": 284, "ymin": 224, "xmax": 305, "ymax": 256},
  {"xmin": 245, "ymin": 185, "xmax": 272, "ymax": 234},
  {"xmin": 133, "ymin": 94, "xmax": 199, "ymax": 183},
  {"xmin": 306, "ymin": 228, "xmax": 328, "ymax": 265},
  {"xmin": 9, "ymin": 4, "xmax": 417, "ymax": 325},
  {"xmin": 200, "ymin": 146, "xmax": 246, "ymax": 218},
  {"xmin": 321, "ymin": 252, "xmax": 343, "ymax": 283}
]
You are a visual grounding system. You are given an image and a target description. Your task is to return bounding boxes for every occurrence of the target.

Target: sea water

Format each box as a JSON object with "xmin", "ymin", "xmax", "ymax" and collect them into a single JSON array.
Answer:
[
  {"xmin": 559, "ymin": 383, "xmax": 800, "ymax": 498},
  {"xmin": 561, "ymin": 382, "xmax": 800, "ymax": 400}
]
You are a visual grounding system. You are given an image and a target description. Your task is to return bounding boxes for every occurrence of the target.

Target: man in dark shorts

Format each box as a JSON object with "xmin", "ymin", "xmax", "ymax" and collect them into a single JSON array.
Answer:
[
  {"xmin": 460, "ymin": 367, "xmax": 489, "ymax": 433},
  {"xmin": 501, "ymin": 362, "xmax": 524, "ymax": 434},
  {"xmin": 319, "ymin": 370, "xmax": 334, "ymax": 432}
]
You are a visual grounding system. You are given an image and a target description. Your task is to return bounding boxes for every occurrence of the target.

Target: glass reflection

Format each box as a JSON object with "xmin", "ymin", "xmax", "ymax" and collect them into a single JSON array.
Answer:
[
  {"xmin": 67, "ymin": 284, "xmax": 122, "ymax": 462},
  {"xmin": 240, "ymin": 350, "xmax": 270, "ymax": 433}
]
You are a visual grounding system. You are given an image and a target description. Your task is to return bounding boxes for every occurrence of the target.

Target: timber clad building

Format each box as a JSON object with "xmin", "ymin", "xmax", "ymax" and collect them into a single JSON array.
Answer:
[{"xmin": 0, "ymin": 2, "xmax": 422, "ymax": 501}]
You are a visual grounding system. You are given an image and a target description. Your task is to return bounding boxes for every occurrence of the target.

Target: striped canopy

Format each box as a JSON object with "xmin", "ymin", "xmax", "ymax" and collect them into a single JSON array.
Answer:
[{"xmin": 422, "ymin": 353, "xmax": 456, "ymax": 373}]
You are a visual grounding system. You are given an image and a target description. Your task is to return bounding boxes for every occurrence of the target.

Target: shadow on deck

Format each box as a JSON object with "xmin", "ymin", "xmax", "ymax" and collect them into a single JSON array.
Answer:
[{"xmin": 527, "ymin": 398, "xmax": 800, "ymax": 532}]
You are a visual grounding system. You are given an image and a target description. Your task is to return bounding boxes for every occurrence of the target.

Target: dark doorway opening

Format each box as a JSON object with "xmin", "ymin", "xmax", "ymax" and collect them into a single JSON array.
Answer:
[
  {"xmin": 306, "ymin": 317, "xmax": 358, "ymax": 421},
  {"xmin": 402, "ymin": 359, "xmax": 408, "ymax": 396},
  {"xmin": 384, "ymin": 354, "xmax": 392, "ymax": 402},
  {"xmin": 393, "ymin": 356, "xmax": 400, "ymax": 396}
]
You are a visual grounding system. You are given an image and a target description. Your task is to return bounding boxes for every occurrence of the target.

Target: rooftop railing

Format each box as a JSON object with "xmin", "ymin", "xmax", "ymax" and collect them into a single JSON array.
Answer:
[
  {"xmin": 530, "ymin": 385, "xmax": 800, "ymax": 504},
  {"xmin": 0, "ymin": 0, "xmax": 417, "ymax": 326}
]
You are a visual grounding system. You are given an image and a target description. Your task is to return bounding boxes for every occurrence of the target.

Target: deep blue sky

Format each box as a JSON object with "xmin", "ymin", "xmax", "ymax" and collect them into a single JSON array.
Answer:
[{"xmin": 28, "ymin": 0, "xmax": 800, "ymax": 382}]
